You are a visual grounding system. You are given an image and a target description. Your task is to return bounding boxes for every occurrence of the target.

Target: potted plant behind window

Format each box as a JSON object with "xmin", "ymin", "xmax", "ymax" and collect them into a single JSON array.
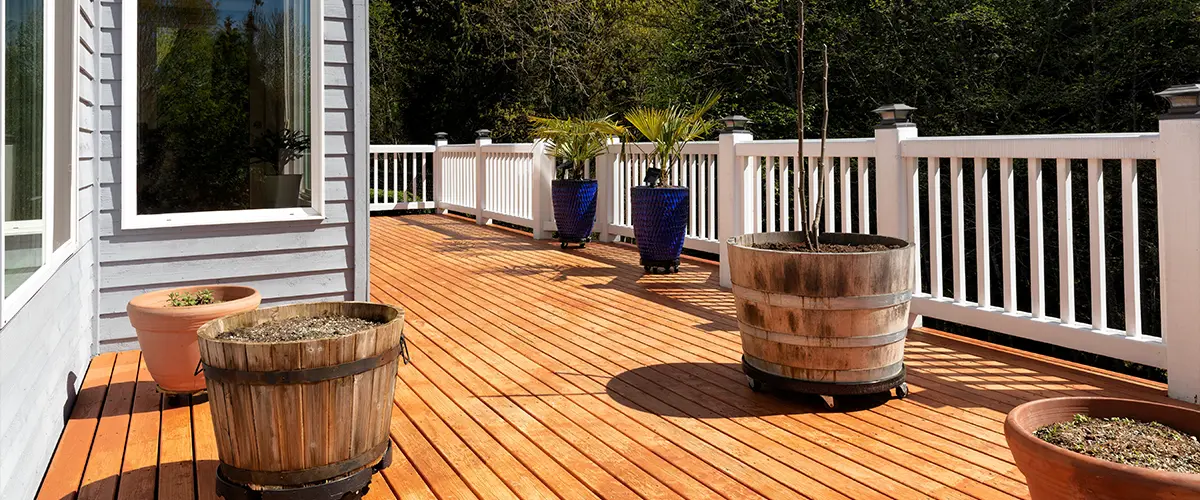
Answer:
[
  {"xmin": 127, "ymin": 286, "xmax": 261, "ymax": 394},
  {"xmin": 529, "ymin": 115, "xmax": 624, "ymax": 248},
  {"xmin": 727, "ymin": 7, "xmax": 914, "ymax": 400},
  {"xmin": 249, "ymin": 127, "xmax": 311, "ymax": 208},
  {"xmin": 625, "ymin": 93, "xmax": 720, "ymax": 273}
]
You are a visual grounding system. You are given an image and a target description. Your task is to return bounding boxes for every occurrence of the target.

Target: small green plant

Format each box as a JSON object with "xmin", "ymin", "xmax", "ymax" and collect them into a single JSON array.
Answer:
[
  {"xmin": 168, "ymin": 289, "xmax": 217, "ymax": 307},
  {"xmin": 624, "ymin": 92, "xmax": 721, "ymax": 187},
  {"xmin": 250, "ymin": 128, "xmax": 312, "ymax": 176},
  {"xmin": 528, "ymin": 115, "xmax": 625, "ymax": 180}
]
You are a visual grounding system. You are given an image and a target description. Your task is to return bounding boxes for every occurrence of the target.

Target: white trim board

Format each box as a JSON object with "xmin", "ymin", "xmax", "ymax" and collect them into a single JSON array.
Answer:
[{"xmin": 118, "ymin": 0, "xmax": 327, "ymax": 230}]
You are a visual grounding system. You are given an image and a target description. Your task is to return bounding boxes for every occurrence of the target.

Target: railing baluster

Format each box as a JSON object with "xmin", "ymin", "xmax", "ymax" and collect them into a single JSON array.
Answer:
[
  {"xmin": 1029, "ymin": 158, "xmax": 1045, "ymax": 318},
  {"xmin": 950, "ymin": 157, "xmax": 966, "ymax": 303},
  {"xmin": 840, "ymin": 157, "xmax": 851, "ymax": 232},
  {"xmin": 907, "ymin": 157, "xmax": 923, "ymax": 295},
  {"xmin": 779, "ymin": 155, "xmax": 790, "ymax": 232},
  {"xmin": 767, "ymin": 157, "xmax": 777, "ymax": 232},
  {"xmin": 401, "ymin": 152, "xmax": 408, "ymax": 202},
  {"xmin": 689, "ymin": 155, "xmax": 698, "ymax": 237},
  {"xmin": 975, "ymin": 157, "xmax": 990, "ymax": 307},
  {"xmin": 372, "ymin": 152, "xmax": 379, "ymax": 204},
  {"xmin": 857, "ymin": 157, "xmax": 870, "ymax": 234},
  {"xmin": 808, "ymin": 157, "xmax": 819, "ymax": 230},
  {"xmin": 1088, "ymin": 157, "xmax": 1106, "ymax": 331},
  {"xmin": 700, "ymin": 152, "xmax": 710, "ymax": 236},
  {"xmin": 824, "ymin": 156, "xmax": 835, "ymax": 232},
  {"xmin": 927, "ymin": 157, "xmax": 943, "ymax": 299},
  {"xmin": 754, "ymin": 157, "xmax": 764, "ymax": 233},
  {"xmin": 1057, "ymin": 158, "xmax": 1075, "ymax": 324},
  {"xmin": 1000, "ymin": 157, "xmax": 1017, "ymax": 313}
]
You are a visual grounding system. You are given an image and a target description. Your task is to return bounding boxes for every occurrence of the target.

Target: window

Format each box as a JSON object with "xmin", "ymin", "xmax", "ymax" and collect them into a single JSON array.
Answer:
[
  {"xmin": 121, "ymin": 0, "xmax": 324, "ymax": 229},
  {"xmin": 1, "ymin": 0, "xmax": 78, "ymax": 321}
]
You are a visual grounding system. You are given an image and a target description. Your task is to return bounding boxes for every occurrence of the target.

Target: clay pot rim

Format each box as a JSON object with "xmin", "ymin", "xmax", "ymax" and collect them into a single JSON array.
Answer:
[
  {"xmin": 196, "ymin": 301, "xmax": 405, "ymax": 347},
  {"xmin": 1006, "ymin": 396, "xmax": 1200, "ymax": 483},
  {"xmin": 128, "ymin": 285, "xmax": 262, "ymax": 314},
  {"xmin": 727, "ymin": 231, "xmax": 914, "ymax": 256}
]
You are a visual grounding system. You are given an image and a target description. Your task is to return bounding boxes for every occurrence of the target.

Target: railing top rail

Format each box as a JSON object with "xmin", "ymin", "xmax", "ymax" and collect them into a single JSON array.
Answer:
[
  {"xmin": 610, "ymin": 141, "xmax": 720, "ymax": 155},
  {"xmin": 439, "ymin": 144, "xmax": 479, "ymax": 151},
  {"xmin": 370, "ymin": 144, "xmax": 437, "ymax": 153},
  {"xmin": 481, "ymin": 143, "xmax": 536, "ymax": 154},
  {"xmin": 736, "ymin": 137, "xmax": 877, "ymax": 158},
  {"xmin": 901, "ymin": 132, "xmax": 1160, "ymax": 160}
]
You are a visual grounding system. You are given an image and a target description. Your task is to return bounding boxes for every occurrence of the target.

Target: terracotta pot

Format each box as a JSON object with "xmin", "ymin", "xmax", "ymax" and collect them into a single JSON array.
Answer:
[
  {"xmin": 127, "ymin": 285, "xmax": 261, "ymax": 393},
  {"xmin": 1005, "ymin": 397, "xmax": 1200, "ymax": 499}
]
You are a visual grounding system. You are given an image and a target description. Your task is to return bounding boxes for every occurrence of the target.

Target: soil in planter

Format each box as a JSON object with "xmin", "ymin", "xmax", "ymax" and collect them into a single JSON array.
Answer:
[
  {"xmin": 217, "ymin": 315, "xmax": 382, "ymax": 343},
  {"xmin": 751, "ymin": 242, "xmax": 903, "ymax": 253},
  {"xmin": 1035, "ymin": 414, "xmax": 1200, "ymax": 474}
]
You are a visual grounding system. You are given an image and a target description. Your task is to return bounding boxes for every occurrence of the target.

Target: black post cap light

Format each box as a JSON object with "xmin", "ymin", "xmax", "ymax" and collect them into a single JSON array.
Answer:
[
  {"xmin": 721, "ymin": 115, "xmax": 752, "ymax": 133},
  {"xmin": 872, "ymin": 104, "xmax": 917, "ymax": 129},
  {"xmin": 434, "ymin": 132, "xmax": 448, "ymax": 141},
  {"xmin": 475, "ymin": 129, "xmax": 492, "ymax": 139},
  {"xmin": 1156, "ymin": 84, "xmax": 1200, "ymax": 119}
]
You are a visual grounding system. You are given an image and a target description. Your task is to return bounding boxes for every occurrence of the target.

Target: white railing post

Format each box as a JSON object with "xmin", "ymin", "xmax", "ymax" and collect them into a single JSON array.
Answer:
[
  {"xmin": 872, "ymin": 105, "xmax": 920, "ymax": 326},
  {"xmin": 432, "ymin": 132, "xmax": 448, "ymax": 214},
  {"xmin": 475, "ymin": 129, "xmax": 492, "ymax": 225},
  {"xmin": 530, "ymin": 140, "xmax": 554, "ymax": 240},
  {"xmin": 595, "ymin": 137, "xmax": 621, "ymax": 243},
  {"xmin": 1155, "ymin": 84, "xmax": 1200, "ymax": 404},
  {"xmin": 717, "ymin": 117, "xmax": 754, "ymax": 288}
]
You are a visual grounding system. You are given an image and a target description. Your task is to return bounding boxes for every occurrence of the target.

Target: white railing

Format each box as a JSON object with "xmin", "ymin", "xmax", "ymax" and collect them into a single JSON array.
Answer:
[
  {"xmin": 369, "ymin": 105, "xmax": 1200, "ymax": 403},
  {"xmin": 368, "ymin": 145, "xmax": 436, "ymax": 211},
  {"xmin": 481, "ymin": 143, "xmax": 536, "ymax": 227},
  {"xmin": 897, "ymin": 134, "xmax": 1162, "ymax": 370}
]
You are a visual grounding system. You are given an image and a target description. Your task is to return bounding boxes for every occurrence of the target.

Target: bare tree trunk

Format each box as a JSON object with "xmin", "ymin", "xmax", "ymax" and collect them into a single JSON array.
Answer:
[
  {"xmin": 812, "ymin": 44, "xmax": 830, "ymax": 251},
  {"xmin": 797, "ymin": 0, "xmax": 814, "ymax": 248}
]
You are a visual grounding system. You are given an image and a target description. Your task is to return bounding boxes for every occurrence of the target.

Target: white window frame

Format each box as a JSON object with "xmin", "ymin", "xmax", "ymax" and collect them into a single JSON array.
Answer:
[
  {"xmin": 0, "ymin": 0, "xmax": 82, "ymax": 325},
  {"xmin": 119, "ymin": 0, "xmax": 326, "ymax": 230}
]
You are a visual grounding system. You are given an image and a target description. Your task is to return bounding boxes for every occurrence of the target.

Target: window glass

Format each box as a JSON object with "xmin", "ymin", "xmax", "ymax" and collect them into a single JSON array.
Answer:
[
  {"xmin": 136, "ymin": 0, "xmax": 312, "ymax": 215},
  {"xmin": 4, "ymin": 0, "xmax": 45, "ymax": 297}
]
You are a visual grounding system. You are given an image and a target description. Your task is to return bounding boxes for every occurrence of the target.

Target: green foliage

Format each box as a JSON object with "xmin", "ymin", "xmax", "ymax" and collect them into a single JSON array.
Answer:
[
  {"xmin": 249, "ymin": 128, "xmax": 312, "ymax": 176},
  {"xmin": 528, "ymin": 115, "xmax": 625, "ymax": 179},
  {"xmin": 168, "ymin": 289, "xmax": 217, "ymax": 307},
  {"xmin": 370, "ymin": 0, "xmax": 1199, "ymax": 143},
  {"xmin": 625, "ymin": 93, "xmax": 721, "ymax": 187}
]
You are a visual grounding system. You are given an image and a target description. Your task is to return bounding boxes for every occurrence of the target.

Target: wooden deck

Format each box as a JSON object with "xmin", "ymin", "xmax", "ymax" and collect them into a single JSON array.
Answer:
[{"xmin": 38, "ymin": 213, "xmax": 1190, "ymax": 500}]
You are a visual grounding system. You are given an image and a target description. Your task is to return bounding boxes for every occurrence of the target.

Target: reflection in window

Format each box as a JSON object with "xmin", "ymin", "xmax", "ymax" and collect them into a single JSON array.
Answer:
[
  {"xmin": 4, "ymin": 0, "xmax": 45, "ymax": 296},
  {"xmin": 137, "ymin": 0, "xmax": 311, "ymax": 215}
]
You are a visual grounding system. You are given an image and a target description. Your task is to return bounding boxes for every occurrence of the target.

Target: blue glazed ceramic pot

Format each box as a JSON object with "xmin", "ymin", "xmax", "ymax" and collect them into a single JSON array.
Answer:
[
  {"xmin": 551, "ymin": 179, "xmax": 598, "ymax": 247},
  {"xmin": 631, "ymin": 185, "xmax": 689, "ymax": 272}
]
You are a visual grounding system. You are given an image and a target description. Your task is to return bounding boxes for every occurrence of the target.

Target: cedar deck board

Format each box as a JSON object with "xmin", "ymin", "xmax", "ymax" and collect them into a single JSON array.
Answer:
[{"xmin": 38, "ymin": 214, "xmax": 1196, "ymax": 500}]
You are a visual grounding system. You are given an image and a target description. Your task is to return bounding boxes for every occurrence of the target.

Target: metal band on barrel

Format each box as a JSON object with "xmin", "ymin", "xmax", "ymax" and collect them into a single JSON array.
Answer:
[
  {"xmin": 732, "ymin": 285, "xmax": 911, "ymax": 310},
  {"xmin": 201, "ymin": 344, "xmax": 404, "ymax": 385}
]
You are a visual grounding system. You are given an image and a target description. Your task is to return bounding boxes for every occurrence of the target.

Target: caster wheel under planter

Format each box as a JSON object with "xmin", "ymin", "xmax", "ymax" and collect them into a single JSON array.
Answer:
[
  {"xmin": 672, "ymin": 266, "xmax": 680, "ymax": 273},
  {"xmin": 561, "ymin": 242, "xmax": 568, "ymax": 249},
  {"xmin": 579, "ymin": 243, "xmax": 586, "ymax": 248},
  {"xmin": 895, "ymin": 383, "xmax": 909, "ymax": 399},
  {"xmin": 747, "ymin": 375, "xmax": 766, "ymax": 393}
]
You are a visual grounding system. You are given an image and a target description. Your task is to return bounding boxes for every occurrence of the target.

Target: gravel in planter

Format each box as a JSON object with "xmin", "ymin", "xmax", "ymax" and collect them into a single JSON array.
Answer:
[
  {"xmin": 751, "ymin": 242, "xmax": 902, "ymax": 253},
  {"xmin": 1035, "ymin": 414, "xmax": 1200, "ymax": 474},
  {"xmin": 217, "ymin": 315, "xmax": 382, "ymax": 343}
]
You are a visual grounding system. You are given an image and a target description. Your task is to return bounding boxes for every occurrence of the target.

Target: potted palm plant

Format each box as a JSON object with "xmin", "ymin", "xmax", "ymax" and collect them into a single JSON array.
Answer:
[
  {"xmin": 529, "ymin": 115, "xmax": 624, "ymax": 248},
  {"xmin": 727, "ymin": 6, "xmax": 914, "ymax": 400},
  {"xmin": 250, "ymin": 127, "xmax": 311, "ymax": 208},
  {"xmin": 625, "ymin": 94, "xmax": 720, "ymax": 273}
]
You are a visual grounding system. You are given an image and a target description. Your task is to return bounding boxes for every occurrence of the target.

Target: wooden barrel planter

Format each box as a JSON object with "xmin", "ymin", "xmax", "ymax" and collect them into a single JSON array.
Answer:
[
  {"xmin": 727, "ymin": 231, "xmax": 914, "ymax": 398},
  {"xmin": 197, "ymin": 302, "xmax": 406, "ymax": 500}
]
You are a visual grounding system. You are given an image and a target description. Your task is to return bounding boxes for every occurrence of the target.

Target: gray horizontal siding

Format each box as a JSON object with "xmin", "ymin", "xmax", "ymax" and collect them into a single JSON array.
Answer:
[
  {"xmin": 95, "ymin": 0, "xmax": 364, "ymax": 347},
  {"xmin": 0, "ymin": 0, "xmax": 101, "ymax": 496}
]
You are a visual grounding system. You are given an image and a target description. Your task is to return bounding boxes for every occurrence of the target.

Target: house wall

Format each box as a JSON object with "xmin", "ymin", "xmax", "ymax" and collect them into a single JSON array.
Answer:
[
  {"xmin": 0, "ymin": 0, "xmax": 101, "ymax": 496},
  {"xmin": 95, "ymin": 0, "xmax": 370, "ymax": 350}
]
